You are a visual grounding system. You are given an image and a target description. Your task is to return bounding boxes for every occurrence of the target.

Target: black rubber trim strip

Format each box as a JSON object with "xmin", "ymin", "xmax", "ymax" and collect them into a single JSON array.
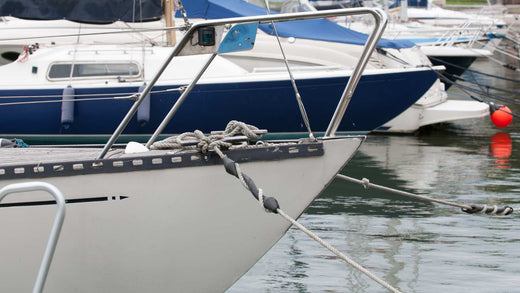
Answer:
[{"xmin": 0, "ymin": 142, "xmax": 323, "ymax": 180}]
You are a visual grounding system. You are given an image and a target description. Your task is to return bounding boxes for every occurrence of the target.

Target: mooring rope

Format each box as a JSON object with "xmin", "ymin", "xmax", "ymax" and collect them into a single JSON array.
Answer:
[
  {"xmin": 337, "ymin": 174, "xmax": 513, "ymax": 215},
  {"xmin": 428, "ymin": 55, "xmax": 520, "ymax": 83},
  {"xmin": 450, "ymin": 81, "xmax": 520, "ymax": 108},
  {"xmin": 148, "ymin": 121, "xmax": 402, "ymax": 291},
  {"xmin": 467, "ymin": 66, "xmax": 492, "ymax": 96},
  {"xmin": 378, "ymin": 48, "xmax": 520, "ymax": 117},
  {"xmin": 275, "ymin": 208, "xmax": 401, "ymax": 293},
  {"xmin": 474, "ymin": 39, "xmax": 520, "ymax": 63},
  {"xmin": 363, "ymin": 43, "xmax": 519, "ymax": 111},
  {"xmin": 428, "ymin": 65, "xmax": 520, "ymax": 119},
  {"xmin": 149, "ymin": 120, "xmax": 262, "ymax": 152},
  {"xmin": 451, "ymin": 74, "xmax": 520, "ymax": 97},
  {"xmin": 212, "ymin": 142, "xmax": 401, "ymax": 292},
  {"xmin": 444, "ymin": 74, "xmax": 520, "ymax": 104}
]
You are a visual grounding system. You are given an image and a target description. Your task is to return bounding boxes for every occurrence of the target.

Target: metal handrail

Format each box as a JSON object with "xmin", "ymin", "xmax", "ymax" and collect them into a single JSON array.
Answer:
[
  {"xmin": 97, "ymin": 7, "xmax": 388, "ymax": 158},
  {"xmin": 325, "ymin": 8, "xmax": 387, "ymax": 137},
  {"xmin": 0, "ymin": 182, "xmax": 66, "ymax": 293}
]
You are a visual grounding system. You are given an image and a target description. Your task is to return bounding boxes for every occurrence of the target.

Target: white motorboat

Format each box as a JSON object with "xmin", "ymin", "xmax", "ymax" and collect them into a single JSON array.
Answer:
[
  {"xmin": 405, "ymin": 1, "xmax": 508, "ymax": 33},
  {"xmin": 376, "ymin": 94, "xmax": 490, "ymax": 133}
]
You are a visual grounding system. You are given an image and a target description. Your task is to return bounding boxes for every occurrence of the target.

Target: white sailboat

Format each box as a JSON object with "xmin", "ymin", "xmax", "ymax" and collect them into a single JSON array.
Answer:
[
  {"xmin": 0, "ymin": 1, "xmax": 442, "ymax": 141},
  {"xmin": 0, "ymin": 7, "xmax": 382, "ymax": 293},
  {"xmin": 274, "ymin": 0, "xmax": 491, "ymax": 132}
]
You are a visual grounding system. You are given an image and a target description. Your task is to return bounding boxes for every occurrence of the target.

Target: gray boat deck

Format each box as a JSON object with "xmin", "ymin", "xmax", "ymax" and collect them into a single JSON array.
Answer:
[
  {"xmin": 0, "ymin": 147, "xmax": 190, "ymax": 167},
  {"xmin": 0, "ymin": 137, "xmax": 317, "ymax": 184},
  {"xmin": 0, "ymin": 147, "xmax": 107, "ymax": 166}
]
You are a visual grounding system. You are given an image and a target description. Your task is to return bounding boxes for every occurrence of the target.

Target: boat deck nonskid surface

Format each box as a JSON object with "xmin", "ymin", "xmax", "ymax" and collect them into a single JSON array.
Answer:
[
  {"xmin": 0, "ymin": 140, "xmax": 326, "ymax": 180},
  {"xmin": 0, "ymin": 147, "xmax": 114, "ymax": 166},
  {"xmin": 0, "ymin": 146, "xmax": 205, "ymax": 166}
]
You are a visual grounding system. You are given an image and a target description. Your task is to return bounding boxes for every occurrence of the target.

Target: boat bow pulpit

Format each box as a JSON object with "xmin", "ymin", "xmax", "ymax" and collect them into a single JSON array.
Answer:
[{"xmin": 98, "ymin": 7, "xmax": 388, "ymax": 159}]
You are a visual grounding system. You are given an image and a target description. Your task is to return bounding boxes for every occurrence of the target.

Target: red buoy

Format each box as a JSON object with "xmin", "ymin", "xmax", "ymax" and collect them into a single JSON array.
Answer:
[{"xmin": 491, "ymin": 105, "xmax": 513, "ymax": 128}]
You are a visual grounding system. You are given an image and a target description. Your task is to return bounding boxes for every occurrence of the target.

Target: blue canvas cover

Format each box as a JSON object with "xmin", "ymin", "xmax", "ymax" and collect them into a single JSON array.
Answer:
[
  {"xmin": 179, "ymin": 0, "xmax": 415, "ymax": 49},
  {"xmin": 407, "ymin": 0, "xmax": 428, "ymax": 7},
  {"xmin": 0, "ymin": 0, "xmax": 162, "ymax": 23},
  {"xmin": 389, "ymin": 0, "xmax": 428, "ymax": 8}
]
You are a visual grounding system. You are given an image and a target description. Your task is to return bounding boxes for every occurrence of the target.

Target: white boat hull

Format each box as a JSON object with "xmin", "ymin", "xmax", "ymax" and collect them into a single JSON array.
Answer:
[
  {"xmin": 379, "ymin": 99, "xmax": 489, "ymax": 133},
  {"xmin": 0, "ymin": 137, "xmax": 363, "ymax": 292}
]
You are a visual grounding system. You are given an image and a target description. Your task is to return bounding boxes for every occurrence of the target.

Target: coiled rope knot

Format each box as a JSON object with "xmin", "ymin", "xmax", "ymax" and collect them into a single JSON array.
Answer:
[
  {"xmin": 223, "ymin": 120, "xmax": 262, "ymax": 140},
  {"xmin": 149, "ymin": 120, "xmax": 260, "ymax": 153},
  {"xmin": 462, "ymin": 204, "xmax": 514, "ymax": 215},
  {"xmin": 192, "ymin": 130, "xmax": 228, "ymax": 154}
]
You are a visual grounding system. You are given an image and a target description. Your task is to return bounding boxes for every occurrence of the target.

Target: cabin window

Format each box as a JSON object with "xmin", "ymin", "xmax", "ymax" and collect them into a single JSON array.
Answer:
[{"xmin": 48, "ymin": 62, "xmax": 140, "ymax": 79}]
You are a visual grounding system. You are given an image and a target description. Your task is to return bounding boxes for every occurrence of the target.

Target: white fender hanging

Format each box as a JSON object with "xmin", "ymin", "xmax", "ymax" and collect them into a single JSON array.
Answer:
[
  {"xmin": 60, "ymin": 85, "xmax": 75, "ymax": 127},
  {"xmin": 137, "ymin": 83, "xmax": 151, "ymax": 126}
]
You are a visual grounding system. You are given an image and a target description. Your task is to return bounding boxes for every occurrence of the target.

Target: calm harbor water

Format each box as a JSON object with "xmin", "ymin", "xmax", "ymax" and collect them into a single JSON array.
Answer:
[{"xmin": 228, "ymin": 57, "xmax": 520, "ymax": 292}]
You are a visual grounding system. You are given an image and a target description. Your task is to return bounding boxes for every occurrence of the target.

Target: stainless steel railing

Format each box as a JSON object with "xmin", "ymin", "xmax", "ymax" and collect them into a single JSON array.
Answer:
[
  {"xmin": 0, "ymin": 182, "xmax": 66, "ymax": 293},
  {"xmin": 98, "ymin": 7, "xmax": 387, "ymax": 158}
]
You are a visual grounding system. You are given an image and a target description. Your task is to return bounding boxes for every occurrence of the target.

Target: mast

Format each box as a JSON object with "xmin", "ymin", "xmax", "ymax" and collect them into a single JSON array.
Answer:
[{"xmin": 164, "ymin": 0, "xmax": 176, "ymax": 46}]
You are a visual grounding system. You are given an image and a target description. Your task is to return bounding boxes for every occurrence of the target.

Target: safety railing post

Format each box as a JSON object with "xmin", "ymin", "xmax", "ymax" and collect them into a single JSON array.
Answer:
[{"xmin": 0, "ymin": 182, "xmax": 66, "ymax": 293}]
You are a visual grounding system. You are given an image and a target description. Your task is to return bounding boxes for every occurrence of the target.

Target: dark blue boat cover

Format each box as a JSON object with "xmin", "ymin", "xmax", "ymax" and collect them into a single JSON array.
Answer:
[
  {"xmin": 179, "ymin": 0, "xmax": 415, "ymax": 49},
  {"xmin": 0, "ymin": 0, "xmax": 162, "ymax": 23},
  {"xmin": 406, "ymin": 0, "xmax": 428, "ymax": 7},
  {"xmin": 389, "ymin": 0, "xmax": 428, "ymax": 8}
]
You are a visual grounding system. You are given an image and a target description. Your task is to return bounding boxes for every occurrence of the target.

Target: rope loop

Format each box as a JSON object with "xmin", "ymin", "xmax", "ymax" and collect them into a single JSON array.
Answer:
[
  {"xmin": 149, "ymin": 120, "xmax": 259, "ymax": 153},
  {"xmin": 462, "ymin": 204, "xmax": 513, "ymax": 215},
  {"xmin": 224, "ymin": 120, "xmax": 262, "ymax": 139},
  {"xmin": 150, "ymin": 120, "xmax": 279, "ymax": 213}
]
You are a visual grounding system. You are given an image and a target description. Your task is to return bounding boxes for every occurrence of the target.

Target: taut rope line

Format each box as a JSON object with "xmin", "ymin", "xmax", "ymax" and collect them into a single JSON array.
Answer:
[
  {"xmin": 337, "ymin": 174, "xmax": 513, "ymax": 215},
  {"xmin": 217, "ymin": 148, "xmax": 402, "ymax": 293},
  {"xmin": 150, "ymin": 121, "xmax": 401, "ymax": 292}
]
